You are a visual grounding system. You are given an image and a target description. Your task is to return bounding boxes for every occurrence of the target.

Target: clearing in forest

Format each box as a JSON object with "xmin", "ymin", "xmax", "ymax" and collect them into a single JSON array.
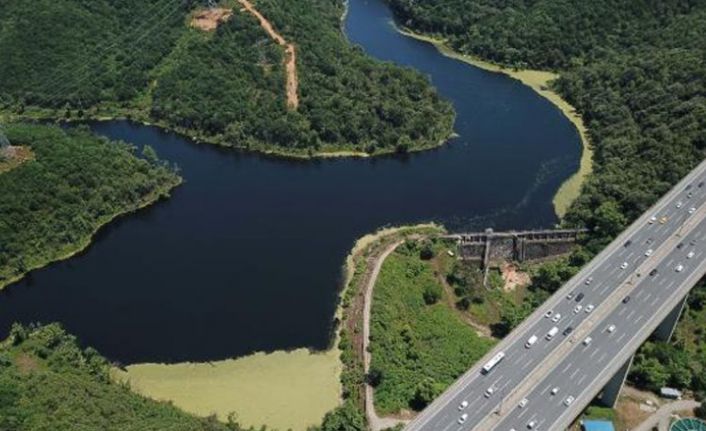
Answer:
[
  {"xmin": 0, "ymin": 145, "xmax": 35, "ymax": 174},
  {"xmin": 190, "ymin": 8, "xmax": 233, "ymax": 32},
  {"xmin": 236, "ymin": 0, "xmax": 299, "ymax": 109}
]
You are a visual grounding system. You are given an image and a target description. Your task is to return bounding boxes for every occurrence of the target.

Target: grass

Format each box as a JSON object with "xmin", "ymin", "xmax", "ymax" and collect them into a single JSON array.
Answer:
[
  {"xmin": 368, "ymin": 239, "xmax": 495, "ymax": 414},
  {"xmin": 113, "ymin": 348, "xmax": 342, "ymax": 431},
  {"xmin": 396, "ymin": 27, "xmax": 593, "ymax": 219}
]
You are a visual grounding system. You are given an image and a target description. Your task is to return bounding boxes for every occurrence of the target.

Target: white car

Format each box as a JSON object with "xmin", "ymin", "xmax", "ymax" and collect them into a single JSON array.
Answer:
[
  {"xmin": 552, "ymin": 313, "xmax": 562, "ymax": 323},
  {"xmin": 485, "ymin": 387, "xmax": 495, "ymax": 398},
  {"xmin": 574, "ymin": 305, "xmax": 583, "ymax": 314},
  {"xmin": 564, "ymin": 396, "xmax": 575, "ymax": 406},
  {"xmin": 689, "ymin": 207, "xmax": 697, "ymax": 214},
  {"xmin": 583, "ymin": 336, "xmax": 592, "ymax": 346},
  {"xmin": 620, "ymin": 262, "xmax": 629, "ymax": 269},
  {"xmin": 551, "ymin": 387, "xmax": 559, "ymax": 395},
  {"xmin": 458, "ymin": 400, "xmax": 468, "ymax": 410},
  {"xmin": 458, "ymin": 413, "xmax": 468, "ymax": 424},
  {"xmin": 518, "ymin": 398, "xmax": 528, "ymax": 408},
  {"xmin": 544, "ymin": 310, "xmax": 553, "ymax": 318},
  {"xmin": 649, "ymin": 215, "xmax": 657, "ymax": 224},
  {"xmin": 645, "ymin": 249, "xmax": 653, "ymax": 257},
  {"xmin": 584, "ymin": 304, "xmax": 594, "ymax": 313},
  {"xmin": 585, "ymin": 277, "xmax": 593, "ymax": 285},
  {"xmin": 607, "ymin": 324, "xmax": 616, "ymax": 333},
  {"xmin": 687, "ymin": 251, "xmax": 695, "ymax": 259},
  {"xmin": 527, "ymin": 420, "xmax": 537, "ymax": 429},
  {"xmin": 677, "ymin": 201, "xmax": 683, "ymax": 208},
  {"xmin": 676, "ymin": 264, "xmax": 684, "ymax": 272}
]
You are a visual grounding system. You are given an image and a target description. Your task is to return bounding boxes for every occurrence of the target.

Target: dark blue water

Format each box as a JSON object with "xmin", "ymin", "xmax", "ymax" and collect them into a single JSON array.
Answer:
[{"xmin": 0, "ymin": 0, "xmax": 580, "ymax": 363}]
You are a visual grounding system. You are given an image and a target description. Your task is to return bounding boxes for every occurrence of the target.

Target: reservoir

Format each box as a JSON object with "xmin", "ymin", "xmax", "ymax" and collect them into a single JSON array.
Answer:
[{"xmin": 0, "ymin": 0, "xmax": 581, "ymax": 363}]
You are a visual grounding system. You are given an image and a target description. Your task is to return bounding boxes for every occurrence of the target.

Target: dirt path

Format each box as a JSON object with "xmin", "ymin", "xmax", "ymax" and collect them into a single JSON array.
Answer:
[
  {"xmin": 237, "ymin": 0, "xmax": 299, "ymax": 109},
  {"xmin": 363, "ymin": 240, "xmax": 411, "ymax": 431},
  {"xmin": 632, "ymin": 399, "xmax": 701, "ymax": 431}
]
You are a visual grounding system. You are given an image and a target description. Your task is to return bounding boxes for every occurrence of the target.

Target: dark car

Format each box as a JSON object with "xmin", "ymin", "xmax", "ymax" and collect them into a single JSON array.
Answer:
[
  {"xmin": 575, "ymin": 293, "xmax": 584, "ymax": 302},
  {"xmin": 650, "ymin": 269, "xmax": 658, "ymax": 276},
  {"xmin": 623, "ymin": 296, "xmax": 631, "ymax": 304},
  {"xmin": 563, "ymin": 326, "xmax": 574, "ymax": 336},
  {"xmin": 690, "ymin": 239, "xmax": 697, "ymax": 246},
  {"xmin": 677, "ymin": 242, "xmax": 685, "ymax": 249},
  {"xmin": 624, "ymin": 240, "xmax": 632, "ymax": 247},
  {"xmin": 646, "ymin": 238, "xmax": 654, "ymax": 245},
  {"xmin": 699, "ymin": 181, "xmax": 704, "ymax": 188}
]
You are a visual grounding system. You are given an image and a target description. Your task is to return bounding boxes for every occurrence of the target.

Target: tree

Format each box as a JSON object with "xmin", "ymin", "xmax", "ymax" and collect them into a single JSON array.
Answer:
[
  {"xmin": 0, "ymin": 126, "xmax": 9, "ymax": 149},
  {"xmin": 319, "ymin": 402, "xmax": 366, "ymax": 431},
  {"xmin": 423, "ymin": 283, "xmax": 442, "ymax": 305},
  {"xmin": 411, "ymin": 377, "xmax": 443, "ymax": 410}
]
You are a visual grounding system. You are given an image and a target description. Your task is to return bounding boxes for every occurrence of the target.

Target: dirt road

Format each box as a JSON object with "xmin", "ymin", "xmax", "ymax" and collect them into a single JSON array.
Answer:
[{"xmin": 237, "ymin": 0, "xmax": 299, "ymax": 109}]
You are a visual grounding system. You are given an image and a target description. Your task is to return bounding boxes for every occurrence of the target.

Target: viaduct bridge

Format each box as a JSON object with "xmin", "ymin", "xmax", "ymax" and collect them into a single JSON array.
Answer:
[{"xmin": 405, "ymin": 159, "xmax": 706, "ymax": 431}]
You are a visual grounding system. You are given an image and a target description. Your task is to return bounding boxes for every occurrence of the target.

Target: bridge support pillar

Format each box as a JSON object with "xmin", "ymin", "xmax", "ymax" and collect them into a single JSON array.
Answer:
[
  {"xmin": 597, "ymin": 354, "xmax": 634, "ymax": 408},
  {"xmin": 653, "ymin": 294, "xmax": 688, "ymax": 342}
]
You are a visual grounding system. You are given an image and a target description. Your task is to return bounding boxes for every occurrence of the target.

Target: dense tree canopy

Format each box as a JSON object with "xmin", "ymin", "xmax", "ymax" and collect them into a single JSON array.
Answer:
[
  {"xmin": 0, "ymin": 323, "xmax": 243, "ymax": 431},
  {"xmin": 0, "ymin": 0, "xmax": 454, "ymax": 155},
  {"xmin": 0, "ymin": 123, "xmax": 180, "ymax": 289}
]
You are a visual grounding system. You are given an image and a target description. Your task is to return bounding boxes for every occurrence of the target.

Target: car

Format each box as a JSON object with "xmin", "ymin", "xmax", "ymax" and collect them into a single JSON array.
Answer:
[
  {"xmin": 623, "ymin": 296, "xmax": 631, "ymax": 304},
  {"xmin": 649, "ymin": 216, "xmax": 657, "ymax": 224},
  {"xmin": 563, "ymin": 326, "xmax": 574, "ymax": 336},
  {"xmin": 567, "ymin": 291, "xmax": 575, "ymax": 300},
  {"xmin": 583, "ymin": 336, "xmax": 592, "ymax": 346},
  {"xmin": 551, "ymin": 387, "xmax": 559, "ymax": 395},
  {"xmin": 518, "ymin": 398, "xmax": 528, "ymax": 408},
  {"xmin": 677, "ymin": 242, "xmax": 684, "ymax": 249},
  {"xmin": 525, "ymin": 335, "xmax": 538, "ymax": 348},
  {"xmin": 485, "ymin": 387, "xmax": 495, "ymax": 398},
  {"xmin": 574, "ymin": 305, "xmax": 583, "ymax": 313},
  {"xmin": 645, "ymin": 249, "xmax": 654, "ymax": 257},
  {"xmin": 690, "ymin": 239, "xmax": 697, "ymax": 246},
  {"xmin": 699, "ymin": 181, "xmax": 704, "ymax": 188},
  {"xmin": 687, "ymin": 184, "xmax": 693, "ymax": 190},
  {"xmin": 689, "ymin": 207, "xmax": 696, "ymax": 214},
  {"xmin": 575, "ymin": 293, "xmax": 585, "ymax": 302},
  {"xmin": 646, "ymin": 238, "xmax": 654, "ymax": 245},
  {"xmin": 677, "ymin": 201, "xmax": 683, "ymax": 208},
  {"xmin": 676, "ymin": 264, "xmax": 684, "ymax": 272},
  {"xmin": 607, "ymin": 324, "xmax": 616, "ymax": 333},
  {"xmin": 564, "ymin": 396, "xmax": 575, "ymax": 406},
  {"xmin": 688, "ymin": 192, "xmax": 693, "ymax": 198},
  {"xmin": 650, "ymin": 268, "xmax": 658, "ymax": 276},
  {"xmin": 458, "ymin": 400, "xmax": 469, "ymax": 410},
  {"xmin": 624, "ymin": 240, "xmax": 632, "ymax": 247},
  {"xmin": 544, "ymin": 310, "xmax": 553, "ymax": 318},
  {"xmin": 527, "ymin": 420, "xmax": 537, "ymax": 429},
  {"xmin": 585, "ymin": 304, "xmax": 595, "ymax": 313},
  {"xmin": 688, "ymin": 251, "xmax": 695, "ymax": 259},
  {"xmin": 552, "ymin": 313, "xmax": 562, "ymax": 323},
  {"xmin": 546, "ymin": 326, "xmax": 559, "ymax": 340},
  {"xmin": 458, "ymin": 413, "xmax": 468, "ymax": 424},
  {"xmin": 620, "ymin": 262, "xmax": 629, "ymax": 269},
  {"xmin": 660, "ymin": 216, "xmax": 668, "ymax": 224},
  {"xmin": 585, "ymin": 276, "xmax": 594, "ymax": 285}
]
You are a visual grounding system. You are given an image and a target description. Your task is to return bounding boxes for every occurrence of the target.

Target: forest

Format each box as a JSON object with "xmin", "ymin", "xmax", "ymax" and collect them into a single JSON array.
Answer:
[
  {"xmin": 386, "ymin": 0, "xmax": 706, "ymax": 397},
  {"xmin": 0, "ymin": 0, "xmax": 454, "ymax": 156},
  {"xmin": 0, "ymin": 123, "xmax": 180, "ymax": 290},
  {"xmin": 0, "ymin": 323, "xmax": 244, "ymax": 431}
]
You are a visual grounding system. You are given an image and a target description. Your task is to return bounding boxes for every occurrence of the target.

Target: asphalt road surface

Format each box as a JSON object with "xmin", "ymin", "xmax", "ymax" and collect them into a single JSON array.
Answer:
[{"xmin": 404, "ymin": 160, "xmax": 706, "ymax": 431}]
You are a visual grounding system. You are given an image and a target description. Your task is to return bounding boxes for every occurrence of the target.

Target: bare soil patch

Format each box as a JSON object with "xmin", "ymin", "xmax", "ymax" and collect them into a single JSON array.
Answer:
[
  {"xmin": 0, "ymin": 145, "xmax": 35, "ymax": 174},
  {"xmin": 15, "ymin": 352, "xmax": 39, "ymax": 374},
  {"xmin": 190, "ymin": 8, "xmax": 233, "ymax": 32},
  {"xmin": 500, "ymin": 262, "xmax": 531, "ymax": 291}
]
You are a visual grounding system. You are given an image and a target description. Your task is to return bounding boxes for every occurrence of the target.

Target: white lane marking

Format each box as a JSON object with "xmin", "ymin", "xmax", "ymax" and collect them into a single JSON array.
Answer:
[
  {"xmin": 635, "ymin": 315, "xmax": 644, "ymax": 324},
  {"xmin": 627, "ymin": 310, "xmax": 636, "ymax": 320},
  {"xmin": 619, "ymin": 307, "xmax": 627, "ymax": 316},
  {"xmin": 577, "ymin": 374, "xmax": 588, "ymax": 386},
  {"xmin": 635, "ymin": 289, "xmax": 644, "ymax": 299},
  {"xmin": 617, "ymin": 333, "xmax": 627, "ymax": 343},
  {"xmin": 645, "ymin": 292, "xmax": 652, "ymax": 301},
  {"xmin": 570, "ymin": 368, "xmax": 580, "ymax": 380},
  {"xmin": 590, "ymin": 348, "xmax": 600, "ymax": 359},
  {"xmin": 600, "ymin": 283, "xmax": 612, "ymax": 295},
  {"xmin": 651, "ymin": 296, "xmax": 661, "ymax": 307},
  {"xmin": 598, "ymin": 352, "xmax": 608, "ymax": 363},
  {"xmin": 561, "ymin": 362, "xmax": 573, "ymax": 374}
]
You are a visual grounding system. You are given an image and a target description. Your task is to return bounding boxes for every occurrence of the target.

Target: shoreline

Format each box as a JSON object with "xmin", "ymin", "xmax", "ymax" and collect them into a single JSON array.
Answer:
[
  {"xmin": 396, "ymin": 27, "xmax": 593, "ymax": 219},
  {"xmin": 0, "ymin": 176, "xmax": 182, "ymax": 291},
  {"xmin": 115, "ymin": 223, "xmax": 443, "ymax": 430}
]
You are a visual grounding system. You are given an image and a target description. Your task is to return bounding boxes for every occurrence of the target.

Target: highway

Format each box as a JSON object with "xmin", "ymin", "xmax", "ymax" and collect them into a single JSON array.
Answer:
[{"xmin": 404, "ymin": 159, "xmax": 706, "ymax": 431}]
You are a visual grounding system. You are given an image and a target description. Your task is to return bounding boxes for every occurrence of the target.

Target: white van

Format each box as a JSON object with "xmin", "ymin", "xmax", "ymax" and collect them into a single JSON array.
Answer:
[
  {"xmin": 525, "ymin": 335, "xmax": 538, "ymax": 348},
  {"xmin": 546, "ymin": 326, "xmax": 559, "ymax": 340}
]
